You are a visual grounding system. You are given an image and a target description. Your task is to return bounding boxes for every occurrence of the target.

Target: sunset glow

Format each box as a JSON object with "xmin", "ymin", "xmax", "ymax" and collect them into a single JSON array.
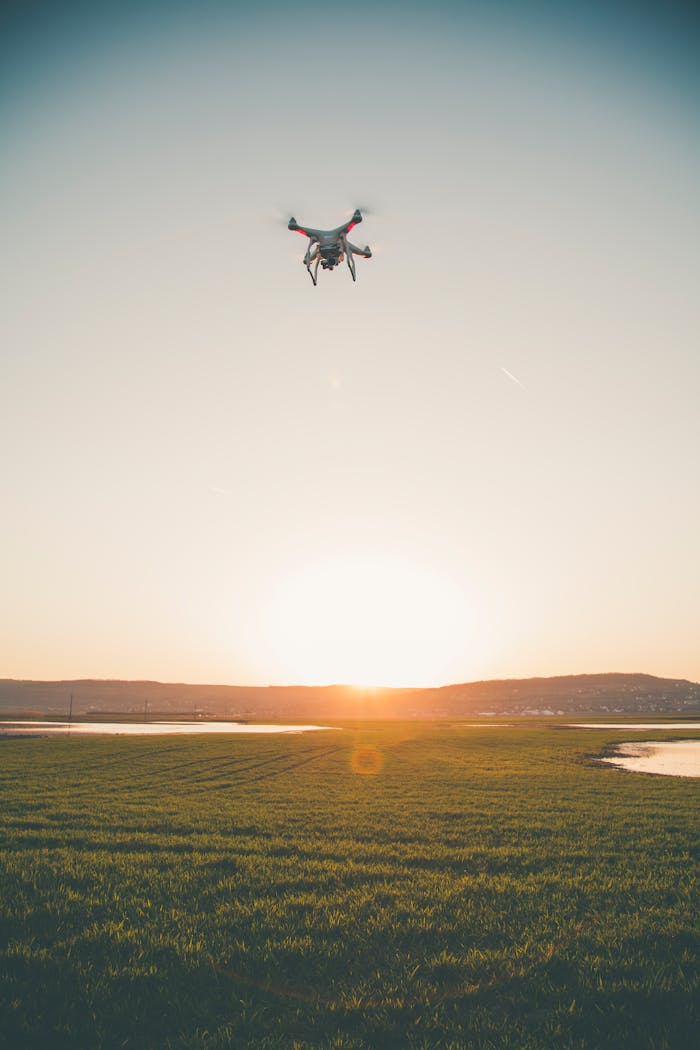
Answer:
[{"xmin": 256, "ymin": 557, "xmax": 475, "ymax": 687}]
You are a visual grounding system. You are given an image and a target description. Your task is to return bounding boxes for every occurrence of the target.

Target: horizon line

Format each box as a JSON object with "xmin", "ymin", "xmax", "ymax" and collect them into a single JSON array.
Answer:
[{"xmin": 1, "ymin": 670, "xmax": 698, "ymax": 689}]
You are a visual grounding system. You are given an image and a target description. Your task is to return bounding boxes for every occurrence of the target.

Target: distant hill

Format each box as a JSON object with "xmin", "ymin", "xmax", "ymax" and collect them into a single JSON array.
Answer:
[{"xmin": 1, "ymin": 673, "xmax": 699, "ymax": 719}]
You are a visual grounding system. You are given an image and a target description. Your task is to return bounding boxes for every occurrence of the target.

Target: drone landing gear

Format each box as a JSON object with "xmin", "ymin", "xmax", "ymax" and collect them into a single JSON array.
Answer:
[
  {"xmin": 300, "ymin": 235, "xmax": 370, "ymax": 285},
  {"xmin": 345, "ymin": 243, "xmax": 357, "ymax": 282},
  {"xmin": 304, "ymin": 243, "xmax": 320, "ymax": 286}
]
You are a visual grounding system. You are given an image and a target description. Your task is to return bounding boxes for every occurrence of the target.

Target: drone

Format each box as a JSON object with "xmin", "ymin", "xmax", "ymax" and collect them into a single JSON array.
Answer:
[{"xmin": 288, "ymin": 209, "xmax": 372, "ymax": 285}]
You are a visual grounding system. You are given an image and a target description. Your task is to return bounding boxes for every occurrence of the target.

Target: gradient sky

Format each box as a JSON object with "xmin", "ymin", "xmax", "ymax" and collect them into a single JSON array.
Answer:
[{"xmin": 2, "ymin": 1, "xmax": 699, "ymax": 686}]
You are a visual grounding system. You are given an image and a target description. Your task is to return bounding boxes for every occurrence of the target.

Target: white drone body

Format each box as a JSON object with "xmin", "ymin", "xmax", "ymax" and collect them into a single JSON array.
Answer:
[{"xmin": 288, "ymin": 209, "xmax": 372, "ymax": 285}]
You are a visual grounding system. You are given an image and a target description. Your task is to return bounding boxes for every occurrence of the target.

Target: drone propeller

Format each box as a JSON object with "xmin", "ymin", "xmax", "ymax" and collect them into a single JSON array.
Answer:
[
  {"xmin": 270, "ymin": 205, "xmax": 300, "ymax": 227},
  {"xmin": 341, "ymin": 202, "xmax": 376, "ymax": 220}
]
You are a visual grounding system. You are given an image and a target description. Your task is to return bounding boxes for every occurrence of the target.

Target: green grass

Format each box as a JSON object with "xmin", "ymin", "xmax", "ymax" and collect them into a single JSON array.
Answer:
[{"xmin": 1, "ymin": 723, "xmax": 698, "ymax": 1049}]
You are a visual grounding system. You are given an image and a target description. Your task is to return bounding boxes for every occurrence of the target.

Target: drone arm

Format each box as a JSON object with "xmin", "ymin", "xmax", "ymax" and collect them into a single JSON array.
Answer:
[
  {"xmin": 346, "ymin": 239, "xmax": 372, "ymax": 259},
  {"xmin": 341, "ymin": 209, "xmax": 363, "ymax": 235},
  {"xmin": 289, "ymin": 218, "xmax": 326, "ymax": 241}
]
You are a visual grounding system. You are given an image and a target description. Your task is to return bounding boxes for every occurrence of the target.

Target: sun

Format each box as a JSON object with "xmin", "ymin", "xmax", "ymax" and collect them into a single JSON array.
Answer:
[{"xmin": 255, "ymin": 555, "xmax": 474, "ymax": 687}]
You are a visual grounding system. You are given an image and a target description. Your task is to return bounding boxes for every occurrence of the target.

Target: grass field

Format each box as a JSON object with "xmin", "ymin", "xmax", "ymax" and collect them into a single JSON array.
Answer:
[{"xmin": 1, "ymin": 722, "xmax": 698, "ymax": 1049}]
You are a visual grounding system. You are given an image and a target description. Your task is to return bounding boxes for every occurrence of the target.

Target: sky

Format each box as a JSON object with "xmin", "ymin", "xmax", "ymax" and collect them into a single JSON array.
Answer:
[{"xmin": 2, "ymin": 0, "xmax": 699, "ymax": 687}]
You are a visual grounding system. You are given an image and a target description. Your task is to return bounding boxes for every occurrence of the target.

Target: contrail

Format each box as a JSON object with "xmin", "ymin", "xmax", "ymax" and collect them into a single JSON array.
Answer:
[{"xmin": 500, "ymin": 366, "xmax": 526, "ymax": 390}]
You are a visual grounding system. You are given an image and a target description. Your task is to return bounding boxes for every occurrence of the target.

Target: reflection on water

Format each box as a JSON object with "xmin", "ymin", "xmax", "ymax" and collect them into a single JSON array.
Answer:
[
  {"xmin": 572, "ymin": 723, "xmax": 700, "ymax": 730},
  {"xmin": 0, "ymin": 720, "xmax": 332, "ymax": 737},
  {"xmin": 599, "ymin": 740, "xmax": 700, "ymax": 778}
]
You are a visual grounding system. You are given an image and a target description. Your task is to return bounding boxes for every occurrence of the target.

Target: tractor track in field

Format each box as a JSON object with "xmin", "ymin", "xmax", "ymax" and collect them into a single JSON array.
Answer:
[
  {"xmin": 61, "ymin": 742, "xmax": 348, "ymax": 797},
  {"xmin": 0, "ymin": 739, "xmax": 195, "ymax": 781},
  {"xmin": 179, "ymin": 744, "xmax": 351, "ymax": 794},
  {"xmin": 102, "ymin": 741, "xmax": 337, "ymax": 791}
]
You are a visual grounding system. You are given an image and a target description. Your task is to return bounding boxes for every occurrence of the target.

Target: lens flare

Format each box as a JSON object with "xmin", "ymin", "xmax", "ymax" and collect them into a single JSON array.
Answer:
[{"xmin": 350, "ymin": 745, "xmax": 383, "ymax": 776}]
